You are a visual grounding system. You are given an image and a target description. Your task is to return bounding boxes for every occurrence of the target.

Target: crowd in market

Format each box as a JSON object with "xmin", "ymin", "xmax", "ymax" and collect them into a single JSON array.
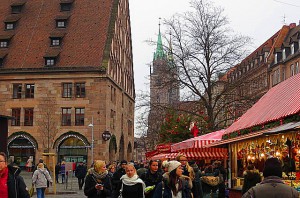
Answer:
[{"xmin": 0, "ymin": 151, "xmax": 299, "ymax": 198}]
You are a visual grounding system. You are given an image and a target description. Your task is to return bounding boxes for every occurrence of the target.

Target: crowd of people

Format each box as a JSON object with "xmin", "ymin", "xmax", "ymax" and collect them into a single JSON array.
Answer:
[{"xmin": 0, "ymin": 151, "xmax": 299, "ymax": 198}]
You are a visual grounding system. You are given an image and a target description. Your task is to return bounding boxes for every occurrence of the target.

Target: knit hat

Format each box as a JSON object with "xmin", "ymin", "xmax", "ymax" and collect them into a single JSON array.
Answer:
[
  {"xmin": 168, "ymin": 160, "xmax": 181, "ymax": 173},
  {"xmin": 263, "ymin": 157, "xmax": 282, "ymax": 178}
]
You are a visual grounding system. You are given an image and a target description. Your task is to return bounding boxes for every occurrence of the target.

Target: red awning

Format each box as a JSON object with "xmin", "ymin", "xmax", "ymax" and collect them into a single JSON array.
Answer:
[
  {"xmin": 183, "ymin": 148, "xmax": 227, "ymax": 160},
  {"xmin": 150, "ymin": 152, "xmax": 180, "ymax": 160},
  {"xmin": 225, "ymin": 73, "xmax": 300, "ymax": 135},
  {"xmin": 171, "ymin": 129, "xmax": 225, "ymax": 152}
]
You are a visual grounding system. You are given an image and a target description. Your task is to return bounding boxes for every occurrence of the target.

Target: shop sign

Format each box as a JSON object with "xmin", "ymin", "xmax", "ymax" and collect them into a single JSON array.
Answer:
[
  {"xmin": 155, "ymin": 143, "xmax": 172, "ymax": 153},
  {"xmin": 102, "ymin": 131, "xmax": 111, "ymax": 141}
]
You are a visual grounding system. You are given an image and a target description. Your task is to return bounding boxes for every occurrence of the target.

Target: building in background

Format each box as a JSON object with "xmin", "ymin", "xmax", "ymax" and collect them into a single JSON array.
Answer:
[{"xmin": 0, "ymin": 0, "xmax": 134, "ymax": 167}]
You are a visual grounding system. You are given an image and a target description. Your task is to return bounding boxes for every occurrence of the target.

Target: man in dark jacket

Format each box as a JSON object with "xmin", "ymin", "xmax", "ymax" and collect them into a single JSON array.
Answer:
[
  {"xmin": 242, "ymin": 158, "xmax": 298, "ymax": 198},
  {"xmin": 75, "ymin": 161, "xmax": 87, "ymax": 190},
  {"xmin": 0, "ymin": 152, "xmax": 30, "ymax": 198},
  {"xmin": 241, "ymin": 164, "xmax": 261, "ymax": 194}
]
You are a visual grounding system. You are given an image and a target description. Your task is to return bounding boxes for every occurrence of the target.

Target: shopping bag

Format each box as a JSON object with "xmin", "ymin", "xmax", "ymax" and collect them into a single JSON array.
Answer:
[{"xmin": 29, "ymin": 185, "xmax": 34, "ymax": 197}]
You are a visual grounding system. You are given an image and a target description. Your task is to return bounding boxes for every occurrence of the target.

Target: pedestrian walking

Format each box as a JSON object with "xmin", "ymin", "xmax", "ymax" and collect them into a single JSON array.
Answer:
[
  {"xmin": 55, "ymin": 162, "xmax": 61, "ymax": 183},
  {"xmin": 0, "ymin": 152, "xmax": 30, "ymax": 198},
  {"xmin": 241, "ymin": 164, "xmax": 261, "ymax": 195},
  {"xmin": 108, "ymin": 164, "xmax": 116, "ymax": 178},
  {"xmin": 114, "ymin": 163, "xmax": 145, "ymax": 198},
  {"xmin": 75, "ymin": 161, "xmax": 87, "ymax": 190},
  {"xmin": 32, "ymin": 163, "xmax": 53, "ymax": 198},
  {"xmin": 61, "ymin": 161, "xmax": 66, "ymax": 183},
  {"xmin": 242, "ymin": 157, "xmax": 298, "ymax": 198},
  {"xmin": 84, "ymin": 160, "xmax": 112, "ymax": 198},
  {"xmin": 112, "ymin": 160, "xmax": 127, "ymax": 192},
  {"xmin": 212, "ymin": 161, "xmax": 226, "ymax": 198},
  {"xmin": 152, "ymin": 160, "xmax": 192, "ymax": 198},
  {"xmin": 140, "ymin": 160, "xmax": 162, "ymax": 198},
  {"xmin": 26, "ymin": 156, "xmax": 33, "ymax": 172}
]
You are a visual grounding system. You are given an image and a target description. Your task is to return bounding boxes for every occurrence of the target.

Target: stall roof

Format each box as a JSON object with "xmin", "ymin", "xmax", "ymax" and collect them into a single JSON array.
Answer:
[
  {"xmin": 263, "ymin": 121, "xmax": 300, "ymax": 135},
  {"xmin": 225, "ymin": 73, "xmax": 300, "ymax": 135},
  {"xmin": 171, "ymin": 129, "xmax": 225, "ymax": 152}
]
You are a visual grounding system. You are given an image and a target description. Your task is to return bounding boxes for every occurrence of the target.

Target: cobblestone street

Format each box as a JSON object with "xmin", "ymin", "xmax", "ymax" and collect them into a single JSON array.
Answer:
[{"xmin": 21, "ymin": 171, "xmax": 85, "ymax": 198}]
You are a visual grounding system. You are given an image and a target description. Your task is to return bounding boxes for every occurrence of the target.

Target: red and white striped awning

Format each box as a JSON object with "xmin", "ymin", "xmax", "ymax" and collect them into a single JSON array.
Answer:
[
  {"xmin": 183, "ymin": 148, "xmax": 227, "ymax": 160},
  {"xmin": 171, "ymin": 130, "xmax": 225, "ymax": 152},
  {"xmin": 224, "ymin": 73, "xmax": 300, "ymax": 135},
  {"xmin": 150, "ymin": 152, "xmax": 180, "ymax": 160}
]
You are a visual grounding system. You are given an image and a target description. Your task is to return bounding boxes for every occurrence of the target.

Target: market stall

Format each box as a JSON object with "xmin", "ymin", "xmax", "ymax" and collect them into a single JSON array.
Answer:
[{"xmin": 205, "ymin": 73, "xmax": 300, "ymax": 195}]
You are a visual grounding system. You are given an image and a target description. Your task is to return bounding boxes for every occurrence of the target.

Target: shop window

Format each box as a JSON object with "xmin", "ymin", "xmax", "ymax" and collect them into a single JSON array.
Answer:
[
  {"xmin": 11, "ymin": 108, "xmax": 21, "ymax": 126},
  {"xmin": 75, "ymin": 82, "xmax": 85, "ymax": 98},
  {"xmin": 13, "ymin": 83, "xmax": 22, "ymax": 99},
  {"xmin": 25, "ymin": 84, "xmax": 34, "ymax": 98},
  {"xmin": 62, "ymin": 108, "xmax": 71, "ymax": 126},
  {"xmin": 62, "ymin": 83, "xmax": 72, "ymax": 98},
  {"xmin": 75, "ymin": 108, "xmax": 84, "ymax": 126},
  {"xmin": 24, "ymin": 108, "xmax": 33, "ymax": 126}
]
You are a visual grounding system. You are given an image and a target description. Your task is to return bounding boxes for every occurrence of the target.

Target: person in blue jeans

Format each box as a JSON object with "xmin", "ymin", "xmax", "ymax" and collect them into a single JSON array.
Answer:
[{"xmin": 32, "ymin": 163, "xmax": 53, "ymax": 198}]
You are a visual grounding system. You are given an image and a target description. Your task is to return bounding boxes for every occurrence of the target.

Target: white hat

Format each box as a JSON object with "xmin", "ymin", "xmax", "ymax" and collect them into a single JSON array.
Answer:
[{"xmin": 168, "ymin": 160, "xmax": 181, "ymax": 173}]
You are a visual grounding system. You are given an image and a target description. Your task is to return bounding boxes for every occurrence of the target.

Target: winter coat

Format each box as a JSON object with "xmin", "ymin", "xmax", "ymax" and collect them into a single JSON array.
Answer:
[
  {"xmin": 112, "ymin": 168, "xmax": 126, "ymax": 190},
  {"xmin": 75, "ymin": 164, "xmax": 87, "ymax": 179},
  {"xmin": 241, "ymin": 170, "xmax": 261, "ymax": 194},
  {"xmin": 7, "ymin": 165, "xmax": 30, "ymax": 198},
  {"xmin": 242, "ymin": 176, "xmax": 298, "ymax": 198},
  {"xmin": 114, "ymin": 176, "xmax": 145, "ymax": 198},
  {"xmin": 84, "ymin": 173, "xmax": 112, "ymax": 198},
  {"xmin": 152, "ymin": 173, "xmax": 193, "ymax": 198},
  {"xmin": 140, "ymin": 170, "xmax": 163, "ymax": 198},
  {"xmin": 190, "ymin": 164, "xmax": 203, "ymax": 198},
  {"xmin": 201, "ymin": 172, "xmax": 218, "ymax": 194},
  {"xmin": 32, "ymin": 168, "xmax": 53, "ymax": 188}
]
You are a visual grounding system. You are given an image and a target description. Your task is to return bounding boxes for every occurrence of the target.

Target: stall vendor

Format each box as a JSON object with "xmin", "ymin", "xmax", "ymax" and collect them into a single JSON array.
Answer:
[{"xmin": 281, "ymin": 150, "xmax": 296, "ymax": 176}]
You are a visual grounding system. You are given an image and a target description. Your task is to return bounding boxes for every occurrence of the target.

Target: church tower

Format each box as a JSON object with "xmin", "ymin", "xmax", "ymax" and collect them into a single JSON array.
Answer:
[{"xmin": 147, "ymin": 24, "xmax": 180, "ymax": 148}]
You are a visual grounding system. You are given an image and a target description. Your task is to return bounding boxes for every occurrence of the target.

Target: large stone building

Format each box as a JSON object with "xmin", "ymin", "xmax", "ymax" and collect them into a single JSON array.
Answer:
[{"xmin": 0, "ymin": 0, "xmax": 134, "ymax": 166}]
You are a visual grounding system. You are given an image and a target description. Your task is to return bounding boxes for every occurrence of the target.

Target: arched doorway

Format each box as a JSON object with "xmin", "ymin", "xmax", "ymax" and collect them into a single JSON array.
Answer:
[
  {"xmin": 54, "ymin": 131, "xmax": 90, "ymax": 163},
  {"xmin": 7, "ymin": 132, "xmax": 38, "ymax": 169},
  {"xmin": 119, "ymin": 134, "xmax": 125, "ymax": 160},
  {"xmin": 109, "ymin": 135, "xmax": 117, "ymax": 162},
  {"xmin": 127, "ymin": 142, "xmax": 132, "ymax": 160}
]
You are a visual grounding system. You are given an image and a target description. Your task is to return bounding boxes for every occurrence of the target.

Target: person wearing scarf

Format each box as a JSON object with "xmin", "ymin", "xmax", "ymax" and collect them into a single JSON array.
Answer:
[
  {"xmin": 153, "ymin": 161, "xmax": 192, "ymax": 198},
  {"xmin": 115, "ymin": 163, "xmax": 145, "ymax": 198},
  {"xmin": 84, "ymin": 160, "xmax": 112, "ymax": 198}
]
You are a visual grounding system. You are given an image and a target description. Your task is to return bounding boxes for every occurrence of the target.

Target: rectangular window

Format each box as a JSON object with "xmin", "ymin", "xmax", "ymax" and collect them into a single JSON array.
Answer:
[
  {"xmin": 56, "ymin": 20, "xmax": 66, "ymax": 28},
  {"xmin": 75, "ymin": 108, "xmax": 84, "ymax": 126},
  {"xmin": 11, "ymin": 5, "xmax": 23, "ymax": 14},
  {"xmin": 24, "ymin": 108, "xmax": 33, "ymax": 126},
  {"xmin": 75, "ymin": 83, "xmax": 85, "ymax": 98},
  {"xmin": 282, "ymin": 49, "xmax": 286, "ymax": 60},
  {"xmin": 11, "ymin": 108, "xmax": 21, "ymax": 126},
  {"xmin": 45, "ymin": 58, "xmax": 56, "ymax": 66},
  {"xmin": 128, "ymin": 120, "xmax": 133, "ymax": 136},
  {"xmin": 62, "ymin": 108, "xmax": 71, "ymax": 126},
  {"xmin": 296, "ymin": 62, "xmax": 299, "ymax": 74},
  {"xmin": 62, "ymin": 83, "xmax": 72, "ymax": 98},
  {"xmin": 5, "ymin": 23, "xmax": 15, "ymax": 30},
  {"xmin": 110, "ymin": 109, "xmax": 116, "ymax": 129},
  {"xmin": 25, "ymin": 84, "xmax": 34, "ymax": 98},
  {"xmin": 13, "ymin": 83, "xmax": 22, "ymax": 99},
  {"xmin": 291, "ymin": 43, "xmax": 295, "ymax": 54},
  {"xmin": 51, "ymin": 38, "xmax": 61, "ymax": 46},
  {"xmin": 0, "ymin": 41, "xmax": 8, "ymax": 48},
  {"xmin": 291, "ymin": 64, "xmax": 295, "ymax": 76},
  {"xmin": 60, "ymin": 3, "xmax": 72, "ymax": 11}
]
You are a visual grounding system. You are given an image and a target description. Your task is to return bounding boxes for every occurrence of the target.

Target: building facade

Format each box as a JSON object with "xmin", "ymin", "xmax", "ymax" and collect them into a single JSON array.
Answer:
[{"xmin": 0, "ymin": 0, "xmax": 134, "ymax": 167}]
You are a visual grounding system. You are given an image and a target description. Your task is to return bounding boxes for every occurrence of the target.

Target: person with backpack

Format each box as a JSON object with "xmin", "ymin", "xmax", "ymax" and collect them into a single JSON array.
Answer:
[{"xmin": 32, "ymin": 163, "xmax": 53, "ymax": 198}]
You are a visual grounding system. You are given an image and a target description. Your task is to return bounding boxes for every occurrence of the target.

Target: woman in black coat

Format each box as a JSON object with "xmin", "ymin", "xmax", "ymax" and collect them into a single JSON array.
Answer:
[
  {"xmin": 84, "ymin": 160, "xmax": 112, "ymax": 198},
  {"xmin": 242, "ymin": 164, "xmax": 261, "ymax": 195},
  {"xmin": 114, "ymin": 163, "xmax": 145, "ymax": 198}
]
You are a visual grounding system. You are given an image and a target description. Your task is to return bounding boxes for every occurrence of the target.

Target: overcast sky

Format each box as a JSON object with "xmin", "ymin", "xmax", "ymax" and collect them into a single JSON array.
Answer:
[{"xmin": 129, "ymin": 0, "xmax": 300, "ymax": 135}]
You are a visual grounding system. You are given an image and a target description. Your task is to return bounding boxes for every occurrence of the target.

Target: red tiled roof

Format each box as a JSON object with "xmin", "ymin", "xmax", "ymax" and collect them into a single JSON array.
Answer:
[{"xmin": 224, "ymin": 73, "xmax": 300, "ymax": 135}]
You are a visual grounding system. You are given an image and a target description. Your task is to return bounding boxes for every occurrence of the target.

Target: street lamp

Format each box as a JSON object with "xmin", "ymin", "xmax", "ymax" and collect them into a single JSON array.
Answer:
[{"xmin": 88, "ymin": 116, "xmax": 94, "ymax": 165}]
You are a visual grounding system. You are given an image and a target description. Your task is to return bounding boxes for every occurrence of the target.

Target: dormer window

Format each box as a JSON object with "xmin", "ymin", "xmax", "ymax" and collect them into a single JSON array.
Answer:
[
  {"xmin": 291, "ymin": 43, "xmax": 295, "ymax": 54},
  {"xmin": 0, "ymin": 40, "xmax": 9, "ymax": 48},
  {"xmin": 274, "ymin": 53, "xmax": 278, "ymax": 64},
  {"xmin": 282, "ymin": 49, "xmax": 286, "ymax": 60},
  {"xmin": 51, "ymin": 37, "xmax": 61, "ymax": 46},
  {"xmin": 44, "ymin": 51, "xmax": 60, "ymax": 66},
  {"xmin": 11, "ymin": 2, "xmax": 25, "ymax": 14},
  {"xmin": 56, "ymin": 20, "xmax": 66, "ymax": 28},
  {"xmin": 5, "ymin": 22, "xmax": 15, "ymax": 30}
]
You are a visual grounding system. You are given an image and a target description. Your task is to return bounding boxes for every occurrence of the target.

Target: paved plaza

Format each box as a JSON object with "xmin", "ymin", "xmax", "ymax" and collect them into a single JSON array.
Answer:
[{"xmin": 21, "ymin": 171, "xmax": 85, "ymax": 198}]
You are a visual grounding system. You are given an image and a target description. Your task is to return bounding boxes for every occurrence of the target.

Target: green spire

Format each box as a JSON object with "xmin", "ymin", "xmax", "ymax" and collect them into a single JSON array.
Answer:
[{"xmin": 154, "ymin": 22, "xmax": 165, "ymax": 60}]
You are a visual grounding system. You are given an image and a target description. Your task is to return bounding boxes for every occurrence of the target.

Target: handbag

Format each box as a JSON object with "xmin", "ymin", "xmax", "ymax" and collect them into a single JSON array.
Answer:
[
  {"xmin": 118, "ymin": 183, "xmax": 123, "ymax": 198},
  {"xmin": 201, "ymin": 176, "xmax": 220, "ymax": 186},
  {"xmin": 29, "ymin": 184, "xmax": 34, "ymax": 197}
]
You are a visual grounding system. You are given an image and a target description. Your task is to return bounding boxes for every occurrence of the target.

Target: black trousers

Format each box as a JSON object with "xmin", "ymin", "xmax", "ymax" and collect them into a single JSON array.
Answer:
[{"xmin": 78, "ymin": 178, "xmax": 85, "ymax": 190}]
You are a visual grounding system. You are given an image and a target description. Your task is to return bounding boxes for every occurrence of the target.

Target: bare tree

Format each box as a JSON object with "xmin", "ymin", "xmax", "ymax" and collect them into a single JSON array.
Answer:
[
  {"xmin": 38, "ymin": 97, "xmax": 59, "ymax": 152},
  {"xmin": 161, "ymin": 0, "xmax": 251, "ymax": 131}
]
